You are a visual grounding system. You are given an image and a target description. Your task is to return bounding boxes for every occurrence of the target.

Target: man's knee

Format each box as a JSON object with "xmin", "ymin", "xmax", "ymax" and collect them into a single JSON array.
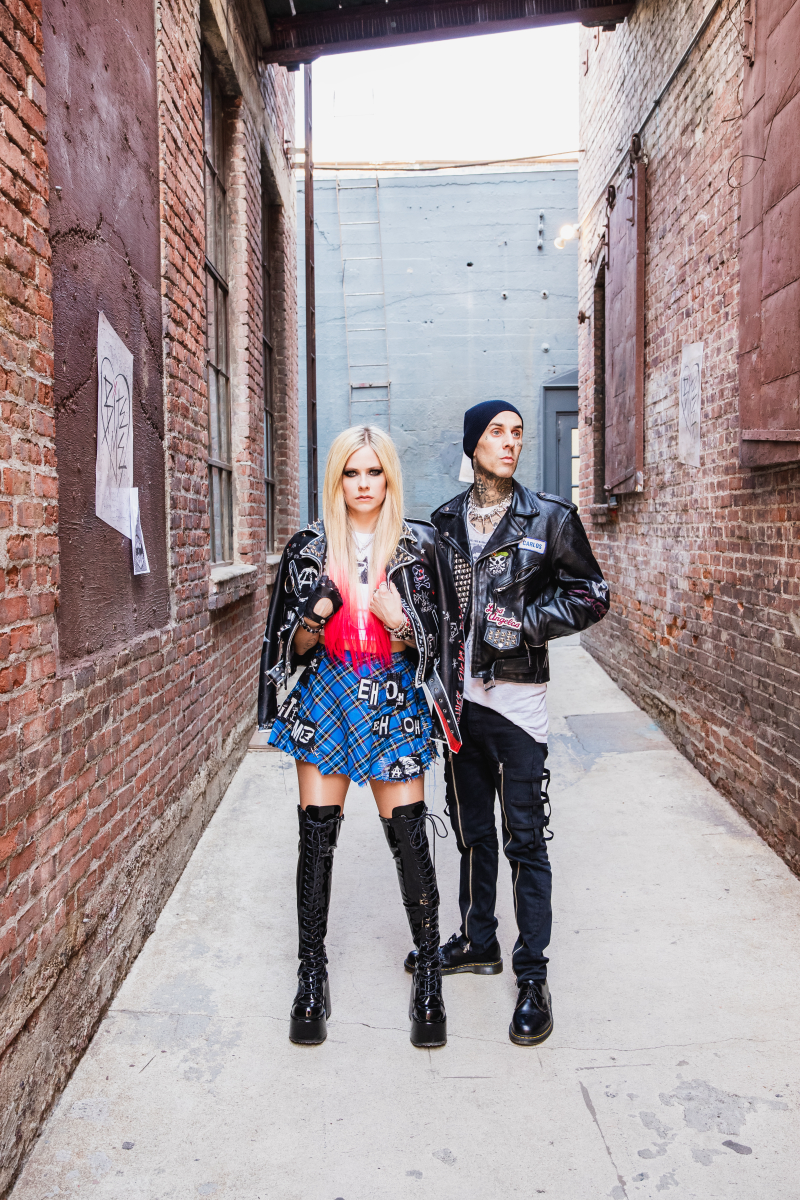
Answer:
[{"xmin": 447, "ymin": 803, "xmax": 498, "ymax": 854}]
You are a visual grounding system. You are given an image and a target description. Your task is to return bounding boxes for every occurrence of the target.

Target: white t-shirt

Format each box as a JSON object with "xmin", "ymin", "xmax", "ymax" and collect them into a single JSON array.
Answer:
[
  {"xmin": 464, "ymin": 513, "xmax": 548, "ymax": 743},
  {"xmin": 352, "ymin": 530, "xmax": 373, "ymax": 640}
]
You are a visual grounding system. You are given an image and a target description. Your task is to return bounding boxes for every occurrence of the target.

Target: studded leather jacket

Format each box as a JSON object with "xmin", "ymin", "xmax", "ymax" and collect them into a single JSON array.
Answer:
[
  {"xmin": 257, "ymin": 519, "xmax": 463, "ymax": 751},
  {"xmin": 431, "ymin": 480, "xmax": 610, "ymax": 688}
]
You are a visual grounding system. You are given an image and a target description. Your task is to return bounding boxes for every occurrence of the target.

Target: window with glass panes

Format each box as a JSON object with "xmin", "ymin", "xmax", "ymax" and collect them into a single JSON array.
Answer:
[
  {"xmin": 203, "ymin": 52, "xmax": 233, "ymax": 563},
  {"xmin": 261, "ymin": 182, "xmax": 276, "ymax": 552}
]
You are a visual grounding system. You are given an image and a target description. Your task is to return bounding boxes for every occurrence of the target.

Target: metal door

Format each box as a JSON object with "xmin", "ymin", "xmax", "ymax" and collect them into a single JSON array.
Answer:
[
  {"xmin": 556, "ymin": 411, "xmax": 580, "ymax": 508},
  {"xmin": 542, "ymin": 371, "xmax": 579, "ymax": 504}
]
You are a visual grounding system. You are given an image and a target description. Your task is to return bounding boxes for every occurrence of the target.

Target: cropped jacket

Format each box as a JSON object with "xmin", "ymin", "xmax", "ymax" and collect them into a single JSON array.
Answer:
[
  {"xmin": 431, "ymin": 480, "xmax": 610, "ymax": 688},
  {"xmin": 257, "ymin": 519, "xmax": 463, "ymax": 751}
]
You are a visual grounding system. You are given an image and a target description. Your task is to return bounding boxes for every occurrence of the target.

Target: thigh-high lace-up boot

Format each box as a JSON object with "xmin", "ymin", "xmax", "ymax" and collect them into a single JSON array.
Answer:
[
  {"xmin": 289, "ymin": 804, "xmax": 342, "ymax": 1045},
  {"xmin": 381, "ymin": 801, "xmax": 447, "ymax": 1048}
]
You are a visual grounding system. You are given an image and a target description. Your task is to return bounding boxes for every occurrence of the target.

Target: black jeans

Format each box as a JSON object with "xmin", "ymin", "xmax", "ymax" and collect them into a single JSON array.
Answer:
[{"xmin": 445, "ymin": 699, "xmax": 552, "ymax": 984}]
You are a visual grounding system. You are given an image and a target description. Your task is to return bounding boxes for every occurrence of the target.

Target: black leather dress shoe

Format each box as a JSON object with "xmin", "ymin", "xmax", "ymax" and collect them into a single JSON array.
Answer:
[
  {"xmin": 404, "ymin": 931, "xmax": 503, "ymax": 976},
  {"xmin": 509, "ymin": 980, "xmax": 553, "ymax": 1045}
]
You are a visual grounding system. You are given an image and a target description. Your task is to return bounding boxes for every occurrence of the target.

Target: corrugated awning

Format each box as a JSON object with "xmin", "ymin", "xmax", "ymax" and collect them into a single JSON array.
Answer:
[{"xmin": 258, "ymin": 0, "xmax": 635, "ymax": 64}]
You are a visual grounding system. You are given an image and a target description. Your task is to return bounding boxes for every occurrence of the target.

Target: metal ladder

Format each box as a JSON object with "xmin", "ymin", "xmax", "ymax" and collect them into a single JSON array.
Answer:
[{"xmin": 335, "ymin": 176, "xmax": 391, "ymax": 430}]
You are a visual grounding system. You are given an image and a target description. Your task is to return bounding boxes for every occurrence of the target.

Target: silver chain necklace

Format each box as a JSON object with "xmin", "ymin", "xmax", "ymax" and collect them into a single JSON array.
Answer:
[{"xmin": 468, "ymin": 490, "xmax": 511, "ymax": 529}]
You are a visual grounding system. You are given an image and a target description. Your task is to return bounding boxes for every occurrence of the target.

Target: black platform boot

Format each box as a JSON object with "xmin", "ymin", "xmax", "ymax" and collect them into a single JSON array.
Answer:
[
  {"xmin": 289, "ymin": 804, "xmax": 342, "ymax": 1045},
  {"xmin": 381, "ymin": 801, "xmax": 447, "ymax": 1048}
]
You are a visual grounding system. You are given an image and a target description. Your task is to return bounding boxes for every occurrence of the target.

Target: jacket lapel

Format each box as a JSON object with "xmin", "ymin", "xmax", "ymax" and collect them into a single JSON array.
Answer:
[
  {"xmin": 386, "ymin": 522, "xmax": 418, "ymax": 576},
  {"xmin": 437, "ymin": 491, "xmax": 472, "ymax": 562}
]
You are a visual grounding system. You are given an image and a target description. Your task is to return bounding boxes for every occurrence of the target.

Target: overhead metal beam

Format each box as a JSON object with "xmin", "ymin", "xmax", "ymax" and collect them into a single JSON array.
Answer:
[{"xmin": 263, "ymin": 0, "xmax": 634, "ymax": 65}]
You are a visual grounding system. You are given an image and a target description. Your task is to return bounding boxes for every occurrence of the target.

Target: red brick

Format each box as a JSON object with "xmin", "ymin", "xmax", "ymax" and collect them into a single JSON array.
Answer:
[
  {"xmin": 0, "ymin": 0, "xmax": 298, "ymax": 1186},
  {"xmin": 579, "ymin": 0, "xmax": 800, "ymax": 876}
]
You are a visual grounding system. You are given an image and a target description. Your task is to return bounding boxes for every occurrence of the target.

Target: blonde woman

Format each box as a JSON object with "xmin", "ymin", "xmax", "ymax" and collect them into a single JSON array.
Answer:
[{"xmin": 258, "ymin": 426, "xmax": 463, "ymax": 1048}]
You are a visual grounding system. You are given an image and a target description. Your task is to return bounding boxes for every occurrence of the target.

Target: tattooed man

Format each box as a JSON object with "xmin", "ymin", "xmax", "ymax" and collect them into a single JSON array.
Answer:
[{"xmin": 404, "ymin": 401, "xmax": 610, "ymax": 1045}]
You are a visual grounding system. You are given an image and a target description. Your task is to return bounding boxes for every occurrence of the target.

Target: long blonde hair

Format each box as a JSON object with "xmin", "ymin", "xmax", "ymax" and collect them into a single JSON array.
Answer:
[{"xmin": 322, "ymin": 424, "xmax": 405, "ymax": 594}]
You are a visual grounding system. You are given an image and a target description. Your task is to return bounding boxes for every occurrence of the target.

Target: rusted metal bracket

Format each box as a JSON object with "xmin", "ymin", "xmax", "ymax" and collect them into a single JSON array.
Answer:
[{"xmin": 742, "ymin": 0, "xmax": 756, "ymax": 64}]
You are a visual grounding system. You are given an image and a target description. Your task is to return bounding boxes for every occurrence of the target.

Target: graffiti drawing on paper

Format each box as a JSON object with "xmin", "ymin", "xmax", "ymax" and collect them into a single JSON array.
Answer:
[{"xmin": 96, "ymin": 311, "xmax": 134, "ymax": 536}]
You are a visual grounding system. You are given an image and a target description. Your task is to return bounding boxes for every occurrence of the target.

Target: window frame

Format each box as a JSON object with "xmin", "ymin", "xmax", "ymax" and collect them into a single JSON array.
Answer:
[
  {"xmin": 202, "ymin": 49, "xmax": 234, "ymax": 564},
  {"xmin": 261, "ymin": 179, "xmax": 277, "ymax": 554}
]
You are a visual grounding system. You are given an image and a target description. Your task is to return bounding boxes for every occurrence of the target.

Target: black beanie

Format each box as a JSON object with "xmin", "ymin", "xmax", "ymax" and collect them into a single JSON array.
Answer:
[{"xmin": 463, "ymin": 401, "xmax": 524, "ymax": 459}]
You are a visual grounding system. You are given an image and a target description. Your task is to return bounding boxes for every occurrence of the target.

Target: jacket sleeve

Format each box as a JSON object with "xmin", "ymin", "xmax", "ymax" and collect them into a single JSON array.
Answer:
[
  {"xmin": 521, "ymin": 509, "xmax": 610, "ymax": 646},
  {"xmin": 256, "ymin": 542, "xmax": 293, "ymax": 729},
  {"xmin": 257, "ymin": 535, "xmax": 319, "ymax": 728},
  {"xmin": 431, "ymin": 530, "xmax": 464, "ymax": 743}
]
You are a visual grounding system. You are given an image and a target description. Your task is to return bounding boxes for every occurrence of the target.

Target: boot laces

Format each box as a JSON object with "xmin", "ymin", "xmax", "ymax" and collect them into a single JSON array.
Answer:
[
  {"xmin": 415, "ymin": 964, "xmax": 443, "ymax": 1001},
  {"xmin": 298, "ymin": 819, "xmax": 339, "ymax": 982},
  {"xmin": 520, "ymin": 982, "xmax": 548, "ymax": 1011}
]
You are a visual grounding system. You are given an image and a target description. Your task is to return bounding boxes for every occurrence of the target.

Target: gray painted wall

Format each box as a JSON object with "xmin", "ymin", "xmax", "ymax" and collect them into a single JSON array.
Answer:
[{"xmin": 298, "ymin": 167, "xmax": 579, "ymax": 525}]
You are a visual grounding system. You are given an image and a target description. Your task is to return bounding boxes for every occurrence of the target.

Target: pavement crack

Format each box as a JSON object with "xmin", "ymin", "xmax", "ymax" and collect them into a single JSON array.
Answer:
[
  {"xmin": 555, "ymin": 1037, "xmax": 779, "ymax": 1052},
  {"xmin": 580, "ymin": 1082, "xmax": 629, "ymax": 1198}
]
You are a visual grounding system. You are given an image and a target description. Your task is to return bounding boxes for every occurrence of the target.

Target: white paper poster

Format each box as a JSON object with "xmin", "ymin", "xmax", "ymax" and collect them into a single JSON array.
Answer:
[
  {"xmin": 96, "ymin": 311, "xmax": 133, "ymax": 536},
  {"xmin": 129, "ymin": 487, "xmax": 150, "ymax": 575},
  {"xmin": 678, "ymin": 341, "xmax": 703, "ymax": 467}
]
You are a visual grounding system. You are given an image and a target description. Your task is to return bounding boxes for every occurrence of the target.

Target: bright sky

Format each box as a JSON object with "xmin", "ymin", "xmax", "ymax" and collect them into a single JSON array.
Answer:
[{"xmin": 296, "ymin": 25, "xmax": 580, "ymax": 164}]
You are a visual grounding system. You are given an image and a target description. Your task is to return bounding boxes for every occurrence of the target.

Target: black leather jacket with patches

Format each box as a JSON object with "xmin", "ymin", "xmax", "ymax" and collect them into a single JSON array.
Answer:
[
  {"xmin": 257, "ymin": 519, "xmax": 463, "ymax": 751},
  {"xmin": 431, "ymin": 480, "xmax": 610, "ymax": 688}
]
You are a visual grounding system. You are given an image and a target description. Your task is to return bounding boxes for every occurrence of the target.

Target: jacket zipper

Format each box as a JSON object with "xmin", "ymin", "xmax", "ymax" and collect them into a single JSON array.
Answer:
[{"xmin": 494, "ymin": 563, "xmax": 541, "ymax": 593}]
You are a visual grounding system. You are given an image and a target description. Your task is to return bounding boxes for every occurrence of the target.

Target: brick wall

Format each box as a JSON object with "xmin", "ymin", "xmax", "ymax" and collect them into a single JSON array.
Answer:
[
  {"xmin": 0, "ymin": 0, "xmax": 297, "ymax": 1189},
  {"xmin": 578, "ymin": 2, "xmax": 800, "ymax": 869}
]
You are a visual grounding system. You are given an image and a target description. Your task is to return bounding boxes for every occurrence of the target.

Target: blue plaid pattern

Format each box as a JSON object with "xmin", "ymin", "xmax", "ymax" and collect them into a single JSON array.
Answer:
[{"xmin": 268, "ymin": 650, "xmax": 435, "ymax": 785}]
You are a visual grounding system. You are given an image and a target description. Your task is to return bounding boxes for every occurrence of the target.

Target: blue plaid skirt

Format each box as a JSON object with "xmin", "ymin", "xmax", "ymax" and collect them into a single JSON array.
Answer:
[{"xmin": 268, "ymin": 649, "xmax": 436, "ymax": 784}]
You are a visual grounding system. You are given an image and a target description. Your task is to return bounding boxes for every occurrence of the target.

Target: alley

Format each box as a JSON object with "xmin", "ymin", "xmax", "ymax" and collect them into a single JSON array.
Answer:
[{"xmin": 11, "ymin": 638, "xmax": 800, "ymax": 1200}]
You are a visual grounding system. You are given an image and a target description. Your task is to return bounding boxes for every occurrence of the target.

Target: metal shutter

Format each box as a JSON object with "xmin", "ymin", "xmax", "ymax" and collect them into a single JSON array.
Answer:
[
  {"xmin": 604, "ymin": 158, "xmax": 646, "ymax": 494},
  {"xmin": 739, "ymin": 0, "xmax": 800, "ymax": 466}
]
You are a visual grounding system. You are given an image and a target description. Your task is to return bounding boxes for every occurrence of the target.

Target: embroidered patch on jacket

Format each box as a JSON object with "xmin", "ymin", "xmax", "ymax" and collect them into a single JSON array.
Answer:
[
  {"xmin": 484, "ymin": 625, "xmax": 520, "ymax": 651},
  {"xmin": 289, "ymin": 717, "xmax": 316, "ymax": 748},
  {"xmin": 357, "ymin": 678, "xmax": 382, "ymax": 709},
  {"xmin": 484, "ymin": 601, "xmax": 521, "ymax": 650},
  {"xmin": 412, "ymin": 566, "xmax": 431, "ymax": 590},
  {"xmin": 386, "ymin": 753, "xmax": 423, "ymax": 781},
  {"xmin": 487, "ymin": 551, "xmax": 509, "ymax": 576},
  {"xmin": 520, "ymin": 537, "xmax": 546, "ymax": 554},
  {"xmin": 485, "ymin": 602, "xmax": 522, "ymax": 630}
]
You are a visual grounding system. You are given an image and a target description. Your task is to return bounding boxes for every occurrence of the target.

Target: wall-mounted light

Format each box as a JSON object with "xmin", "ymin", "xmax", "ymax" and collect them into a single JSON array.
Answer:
[{"xmin": 554, "ymin": 223, "xmax": 580, "ymax": 250}]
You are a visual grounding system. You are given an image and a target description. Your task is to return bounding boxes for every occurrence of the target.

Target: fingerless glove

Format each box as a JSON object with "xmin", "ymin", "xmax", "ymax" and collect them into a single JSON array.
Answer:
[{"xmin": 301, "ymin": 574, "xmax": 344, "ymax": 626}]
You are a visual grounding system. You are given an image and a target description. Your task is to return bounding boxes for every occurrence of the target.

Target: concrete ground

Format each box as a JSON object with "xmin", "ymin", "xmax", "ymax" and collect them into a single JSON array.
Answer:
[{"xmin": 11, "ymin": 638, "xmax": 800, "ymax": 1200}]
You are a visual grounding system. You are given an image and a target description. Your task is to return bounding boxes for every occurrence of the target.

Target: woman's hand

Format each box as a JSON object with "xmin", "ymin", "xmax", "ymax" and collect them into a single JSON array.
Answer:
[
  {"xmin": 369, "ymin": 580, "xmax": 405, "ymax": 630},
  {"xmin": 308, "ymin": 596, "xmax": 334, "ymax": 624},
  {"xmin": 301, "ymin": 575, "xmax": 343, "ymax": 627}
]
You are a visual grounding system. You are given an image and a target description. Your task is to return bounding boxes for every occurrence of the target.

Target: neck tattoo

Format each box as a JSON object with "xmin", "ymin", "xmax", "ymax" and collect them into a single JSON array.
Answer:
[{"xmin": 468, "ymin": 468, "xmax": 513, "ymax": 535}]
